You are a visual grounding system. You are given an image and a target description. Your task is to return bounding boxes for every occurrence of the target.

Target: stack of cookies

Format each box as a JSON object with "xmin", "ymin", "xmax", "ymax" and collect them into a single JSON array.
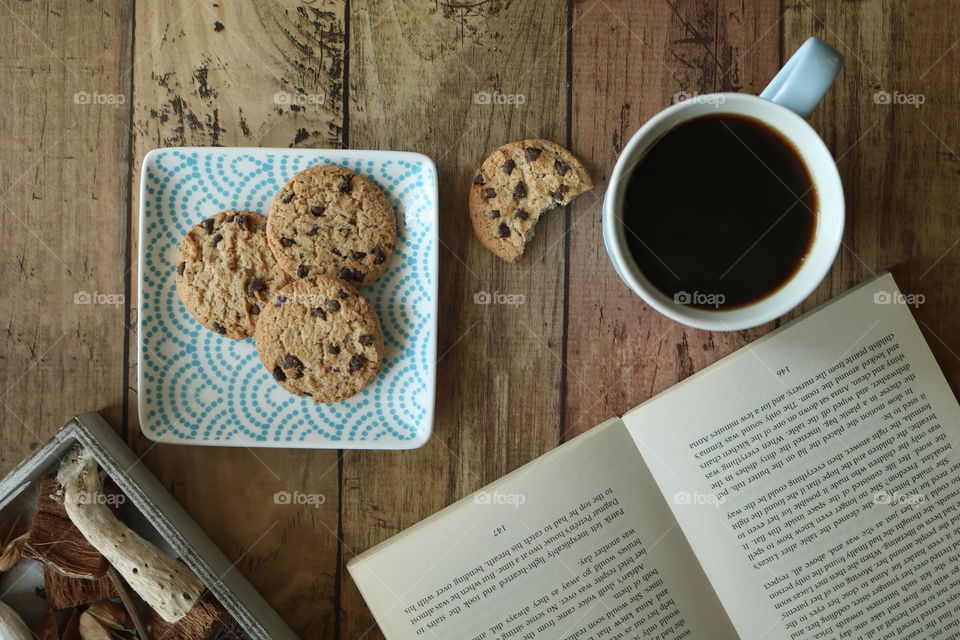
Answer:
[{"xmin": 175, "ymin": 165, "xmax": 396, "ymax": 403}]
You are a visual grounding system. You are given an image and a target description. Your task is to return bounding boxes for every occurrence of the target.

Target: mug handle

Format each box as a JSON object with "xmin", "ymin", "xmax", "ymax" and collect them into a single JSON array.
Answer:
[{"xmin": 760, "ymin": 37, "xmax": 844, "ymax": 117}]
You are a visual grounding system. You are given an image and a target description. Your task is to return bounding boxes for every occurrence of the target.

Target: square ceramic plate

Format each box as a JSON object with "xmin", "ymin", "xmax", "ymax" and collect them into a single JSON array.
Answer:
[{"xmin": 137, "ymin": 147, "xmax": 438, "ymax": 448}]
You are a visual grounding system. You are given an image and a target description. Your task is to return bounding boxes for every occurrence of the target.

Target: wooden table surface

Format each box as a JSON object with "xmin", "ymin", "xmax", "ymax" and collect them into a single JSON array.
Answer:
[{"xmin": 2, "ymin": 1, "xmax": 958, "ymax": 638}]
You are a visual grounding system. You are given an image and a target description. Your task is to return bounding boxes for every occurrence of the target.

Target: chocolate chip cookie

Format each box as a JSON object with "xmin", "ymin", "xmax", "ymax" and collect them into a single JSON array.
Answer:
[
  {"xmin": 469, "ymin": 139, "xmax": 593, "ymax": 262},
  {"xmin": 266, "ymin": 165, "xmax": 396, "ymax": 287},
  {"xmin": 175, "ymin": 211, "xmax": 290, "ymax": 340},
  {"xmin": 254, "ymin": 275, "xmax": 384, "ymax": 402}
]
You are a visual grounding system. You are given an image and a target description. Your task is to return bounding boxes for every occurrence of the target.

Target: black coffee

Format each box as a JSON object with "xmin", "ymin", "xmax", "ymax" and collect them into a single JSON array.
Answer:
[{"xmin": 623, "ymin": 113, "xmax": 817, "ymax": 310}]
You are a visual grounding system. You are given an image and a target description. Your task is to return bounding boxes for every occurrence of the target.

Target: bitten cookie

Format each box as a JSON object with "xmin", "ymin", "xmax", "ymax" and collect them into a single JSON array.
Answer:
[
  {"xmin": 254, "ymin": 275, "xmax": 384, "ymax": 402},
  {"xmin": 266, "ymin": 165, "xmax": 396, "ymax": 287},
  {"xmin": 175, "ymin": 211, "xmax": 290, "ymax": 340},
  {"xmin": 469, "ymin": 139, "xmax": 593, "ymax": 262}
]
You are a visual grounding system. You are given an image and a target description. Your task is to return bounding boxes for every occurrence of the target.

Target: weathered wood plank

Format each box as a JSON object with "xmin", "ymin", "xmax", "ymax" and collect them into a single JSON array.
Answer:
[
  {"xmin": 129, "ymin": 3, "xmax": 346, "ymax": 636},
  {"xmin": 0, "ymin": 0, "xmax": 132, "ymax": 470},
  {"xmin": 783, "ymin": 0, "xmax": 960, "ymax": 391},
  {"xmin": 5, "ymin": 3, "xmax": 959, "ymax": 639},
  {"xmin": 340, "ymin": 1, "xmax": 570, "ymax": 637},
  {"xmin": 564, "ymin": 0, "xmax": 783, "ymax": 439}
]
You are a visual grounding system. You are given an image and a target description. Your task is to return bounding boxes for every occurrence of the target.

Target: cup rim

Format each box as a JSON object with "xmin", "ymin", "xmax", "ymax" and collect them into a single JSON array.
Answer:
[{"xmin": 602, "ymin": 93, "xmax": 844, "ymax": 332}]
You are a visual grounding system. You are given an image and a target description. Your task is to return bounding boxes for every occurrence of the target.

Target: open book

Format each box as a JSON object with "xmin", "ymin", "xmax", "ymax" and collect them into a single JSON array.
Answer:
[{"xmin": 349, "ymin": 274, "xmax": 960, "ymax": 640}]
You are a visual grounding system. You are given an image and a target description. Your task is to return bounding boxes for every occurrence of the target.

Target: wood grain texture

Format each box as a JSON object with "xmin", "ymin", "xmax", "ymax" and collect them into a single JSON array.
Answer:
[
  {"xmin": 563, "ymin": 0, "xmax": 782, "ymax": 440},
  {"xmin": 339, "ymin": 1, "xmax": 570, "ymax": 637},
  {"xmin": 129, "ymin": 2, "xmax": 346, "ymax": 637},
  {"xmin": 0, "ymin": 0, "xmax": 132, "ymax": 469},
  {"xmin": 2, "ymin": 2, "xmax": 960, "ymax": 638},
  {"xmin": 782, "ymin": 0, "xmax": 960, "ymax": 391}
]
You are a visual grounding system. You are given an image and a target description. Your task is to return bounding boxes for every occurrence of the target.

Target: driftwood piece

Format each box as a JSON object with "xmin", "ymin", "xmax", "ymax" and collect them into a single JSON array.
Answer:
[{"xmin": 57, "ymin": 445, "xmax": 205, "ymax": 622}]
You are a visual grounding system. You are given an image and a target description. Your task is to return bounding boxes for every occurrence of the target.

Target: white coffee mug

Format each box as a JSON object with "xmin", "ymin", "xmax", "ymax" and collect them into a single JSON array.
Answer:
[{"xmin": 602, "ymin": 37, "xmax": 844, "ymax": 331}]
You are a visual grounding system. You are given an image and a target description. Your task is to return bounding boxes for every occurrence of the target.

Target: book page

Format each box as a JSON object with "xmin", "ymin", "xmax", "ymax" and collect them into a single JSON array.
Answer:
[
  {"xmin": 348, "ymin": 418, "xmax": 738, "ymax": 639},
  {"xmin": 625, "ymin": 274, "xmax": 960, "ymax": 640}
]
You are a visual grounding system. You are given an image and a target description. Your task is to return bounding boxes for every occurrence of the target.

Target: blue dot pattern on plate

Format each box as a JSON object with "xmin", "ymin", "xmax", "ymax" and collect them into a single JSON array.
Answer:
[{"xmin": 138, "ymin": 148, "xmax": 437, "ymax": 447}]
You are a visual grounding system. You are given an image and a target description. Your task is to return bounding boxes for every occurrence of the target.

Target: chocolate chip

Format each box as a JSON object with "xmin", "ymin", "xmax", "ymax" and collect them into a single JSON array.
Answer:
[
  {"xmin": 236, "ymin": 213, "xmax": 250, "ymax": 229},
  {"xmin": 524, "ymin": 147, "xmax": 542, "ymax": 161},
  {"xmin": 280, "ymin": 237, "xmax": 295, "ymax": 248},
  {"xmin": 338, "ymin": 289, "xmax": 349, "ymax": 299},
  {"xmin": 246, "ymin": 278, "xmax": 267, "ymax": 297},
  {"xmin": 513, "ymin": 182, "xmax": 526, "ymax": 201},
  {"xmin": 332, "ymin": 247, "xmax": 344, "ymax": 257},
  {"xmin": 297, "ymin": 265, "xmax": 309, "ymax": 278},
  {"xmin": 283, "ymin": 354, "xmax": 303, "ymax": 370},
  {"xmin": 339, "ymin": 267, "xmax": 354, "ymax": 281},
  {"xmin": 249, "ymin": 304, "xmax": 260, "ymax": 315},
  {"xmin": 211, "ymin": 233, "xmax": 223, "ymax": 247},
  {"xmin": 515, "ymin": 209, "xmax": 529, "ymax": 220},
  {"xmin": 483, "ymin": 188, "xmax": 496, "ymax": 199},
  {"xmin": 310, "ymin": 205, "xmax": 325, "ymax": 217},
  {"xmin": 325, "ymin": 299, "xmax": 341, "ymax": 312},
  {"xmin": 211, "ymin": 322, "xmax": 227, "ymax": 335},
  {"xmin": 280, "ymin": 191, "xmax": 294, "ymax": 204},
  {"xmin": 291, "ymin": 368, "xmax": 304, "ymax": 379},
  {"xmin": 359, "ymin": 334, "xmax": 374, "ymax": 346},
  {"xmin": 306, "ymin": 225, "xmax": 319, "ymax": 236},
  {"xmin": 225, "ymin": 214, "xmax": 235, "ymax": 222},
  {"xmin": 177, "ymin": 261, "xmax": 185, "ymax": 276},
  {"xmin": 551, "ymin": 184, "xmax": 570, "ymax": 201},
  {"xmin": 502, "ymin": 159, "xmax": 516, "ymax": 175},
  {"xmin": 201, "ymin": 218, "xmax": 214, "ymax": 234},
  {"xmin": 498, "ymin": 223, "xmax": 511, "ymax": 238},
  {"xmin": 326, "ymin": 344, "xmax": 341, "ymax": 355},
  {"xmin": 349, "ymin": 355, "xmax": 366, "ymax": 372},
  {"xmin": 474, "ymin": 174, "xmax": 485, "ymax": 185},
  {"xmin": 555, "ymin": 160, "xmax": 570, "ymax": 176},
  {"xmin": 352, "ymin": 269, "xmax": 365, "ymax": 282},
  {"xmin": 311, "ymin": 307, "xmax": 327, "ymax": 319},
  {"xmin": 273, "ymin": 366, "xmax": 287, "ymax": 382},
  {"xmin": 339, "ymin": 175, "xmax": 352, "ymax": 193},
  {"xmin": 352, "ymin": 251, "xmax": 367, "ymax": 260},
  {"xmin": 275, "ymin": 295, "xmax": 287, "ymax": 307},
  {"xmin": 487, "ymin": 210, "xmax": 501, "ymax": 219},
  {"xmin": 373, "ymin": 248, "xmax": 386, "ymax": 265}
]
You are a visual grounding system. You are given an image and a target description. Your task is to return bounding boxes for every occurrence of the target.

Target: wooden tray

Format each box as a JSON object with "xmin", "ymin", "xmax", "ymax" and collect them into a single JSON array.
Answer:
[{"xmin": 0, "ymin": 412, "xmax": 298, "ymax": 639}]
